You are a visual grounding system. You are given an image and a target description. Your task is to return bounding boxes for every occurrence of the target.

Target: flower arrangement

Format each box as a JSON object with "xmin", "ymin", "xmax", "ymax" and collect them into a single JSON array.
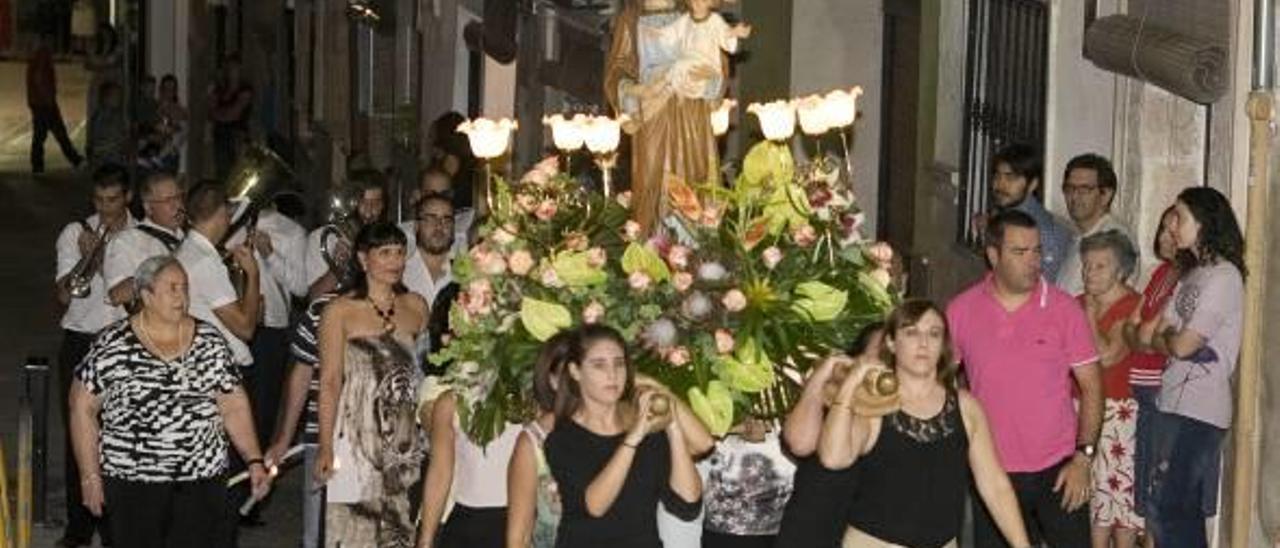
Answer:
[{"xmin": 434, "ymin": 141, "xmax": 898, "ymax": 444}]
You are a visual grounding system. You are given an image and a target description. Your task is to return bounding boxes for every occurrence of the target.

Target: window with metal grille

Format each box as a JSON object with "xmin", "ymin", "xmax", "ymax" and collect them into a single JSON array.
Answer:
[{"xmin": 958, "ymin": 0, "xmax": 1050, "ymax": 249}]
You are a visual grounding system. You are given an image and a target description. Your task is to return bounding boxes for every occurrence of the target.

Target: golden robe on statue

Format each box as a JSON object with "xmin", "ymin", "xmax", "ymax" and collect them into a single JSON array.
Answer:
[{"xmin": 605, "ymin": 0, "xmax": 726, "ymax": 233}]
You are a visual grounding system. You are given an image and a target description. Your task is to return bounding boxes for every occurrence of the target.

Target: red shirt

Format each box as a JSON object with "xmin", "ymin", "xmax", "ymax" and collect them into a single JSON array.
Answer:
[
  {"xmin": 1080, "ymin": 292, "xmax": 1140, "ymax": 399},
  {"xmin": 1128, "ymin": 262, "xmax": 1178, "ymax": 387}
]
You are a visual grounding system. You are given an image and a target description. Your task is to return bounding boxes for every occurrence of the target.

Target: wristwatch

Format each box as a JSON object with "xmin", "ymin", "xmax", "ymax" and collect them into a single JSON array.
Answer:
[{"xmin": 1075, "ymin": 443, "xmax": 1096, "ymax": 459}]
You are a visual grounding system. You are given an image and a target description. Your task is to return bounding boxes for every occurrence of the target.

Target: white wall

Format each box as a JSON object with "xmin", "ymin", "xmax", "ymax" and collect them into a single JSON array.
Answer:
[
  {"xmin": 1043, "ymin": 0, "xmax": 1121, "ymax": 216},
  {"xmin": 789, "ymin": 0, "xmax": 883, "ymax": 232},
  {"xmin": 147, "ymin": 0, "xmax": 189, "ymax": 104}
]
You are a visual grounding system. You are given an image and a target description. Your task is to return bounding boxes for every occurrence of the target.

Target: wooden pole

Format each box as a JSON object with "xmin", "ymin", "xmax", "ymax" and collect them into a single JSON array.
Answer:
[{"xmin": 1231, "ymin": 89, "xmax": 1274, "ymax": 546}]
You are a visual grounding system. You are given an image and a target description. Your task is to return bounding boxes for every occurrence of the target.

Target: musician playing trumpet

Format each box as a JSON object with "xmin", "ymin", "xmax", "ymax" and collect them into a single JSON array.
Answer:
[{"xmin": 53, "ymin": 163, "xmax": 134, "ymax": 548}]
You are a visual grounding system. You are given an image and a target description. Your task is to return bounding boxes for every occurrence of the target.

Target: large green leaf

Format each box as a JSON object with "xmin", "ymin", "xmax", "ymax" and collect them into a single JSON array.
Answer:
[{"xmin": 519, "ymin": 297, "xmax": 573, "ymax": 341}]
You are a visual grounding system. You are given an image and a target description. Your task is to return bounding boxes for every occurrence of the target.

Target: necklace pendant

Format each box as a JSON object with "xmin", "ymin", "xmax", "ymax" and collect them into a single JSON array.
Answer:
[{"xmin": 383, "ymin": 320, "xmax": 395, "ymax": 334}]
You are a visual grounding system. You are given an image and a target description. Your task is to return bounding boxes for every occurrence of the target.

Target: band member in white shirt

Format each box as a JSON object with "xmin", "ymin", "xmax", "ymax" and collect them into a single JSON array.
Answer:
[
  {"xmin": 304, "ymin": 175, "xmax": 386, "ymax": 299},
  {"xmin": 53, "ymin": 164, "xmax": 134, "ymax": 548},
  {"xmin": 175, "ymin": 180, "xmax": 260, "ymax": 368},
  {"xmin": 236, "ymin": 204, "xmax": 308, "ymax": 473},
  {"xmin": 103, "ymin": 173, "xmax": 185, "ymax": 309}
]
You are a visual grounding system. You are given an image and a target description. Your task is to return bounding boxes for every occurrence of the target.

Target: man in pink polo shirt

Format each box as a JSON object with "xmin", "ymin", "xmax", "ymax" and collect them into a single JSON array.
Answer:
[{"xmin": 947, "ymin": 210, "xmax": 1104, "ymax": 547}]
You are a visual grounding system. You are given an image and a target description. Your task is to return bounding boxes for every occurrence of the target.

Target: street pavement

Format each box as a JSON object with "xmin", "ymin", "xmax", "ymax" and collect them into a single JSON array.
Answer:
[{"xmin": 0, "ymin": 60, "xmax": 303, "ymax": 548}]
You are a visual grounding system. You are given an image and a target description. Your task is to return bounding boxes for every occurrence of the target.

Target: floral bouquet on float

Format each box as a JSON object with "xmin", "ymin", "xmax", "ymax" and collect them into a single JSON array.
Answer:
[{"xmin": 434, "ymin": 142, "xmax": 898, "ymax": 444}]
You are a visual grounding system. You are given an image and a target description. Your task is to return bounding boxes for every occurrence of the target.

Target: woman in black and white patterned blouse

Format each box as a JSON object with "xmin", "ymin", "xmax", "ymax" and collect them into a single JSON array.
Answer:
[{"xmin": 68, "ymin": 255, "xmax": 272, "ymax": 548}]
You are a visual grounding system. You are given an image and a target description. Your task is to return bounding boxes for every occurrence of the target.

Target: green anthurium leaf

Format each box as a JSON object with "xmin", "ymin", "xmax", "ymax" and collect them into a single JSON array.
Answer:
[
  {"xmin": 551, "ymin": 250, "xmax": 608, "ymax": 287},
  {"xmin": 519, "ymin": 297, "xmax": 573, "ymax": 341},
  {"xmin": 761, "ymin": 182, "xmax": 810, "ymax": 235},
  {"xmin": 713, "ymin": 337, "xmax": 776, "ymax": 393},
  {"xmin": 790, "ymin": 281, "xmax": 848, "ymax": 322},
  {"xmin": 688, "ymin": 381, "xmax": 735, "ymax": 436},
  {"xmin": 737, "ymin": 141, "xmax": 796, "ymax": 196},
  {"xmin": 620, "ymin": 242, "xmax": 671, "ymax": 282}
]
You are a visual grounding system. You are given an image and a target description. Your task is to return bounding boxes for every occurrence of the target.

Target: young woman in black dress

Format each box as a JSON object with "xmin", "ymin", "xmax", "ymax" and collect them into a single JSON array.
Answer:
[
  {"xmin": 819, "ymin": 300, "xmax": 1031, "ymax": 547},
  {"xmin": 542, "ymin": 325, "xmax": 702, "ymax": 548}
]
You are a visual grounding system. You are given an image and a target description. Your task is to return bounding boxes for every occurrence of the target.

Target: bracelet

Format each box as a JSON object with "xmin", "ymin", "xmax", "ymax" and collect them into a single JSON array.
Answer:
[
  {"xmin": 621, "ymin": 440, "xmax": 640, "ymax": 449},
  {"xmin": 81, "ymin": 472, "xmax": 101, "ymax": 485},
  {"xmin": 246, "ymin": 458, "xmax": 265, "ymax": 468}
]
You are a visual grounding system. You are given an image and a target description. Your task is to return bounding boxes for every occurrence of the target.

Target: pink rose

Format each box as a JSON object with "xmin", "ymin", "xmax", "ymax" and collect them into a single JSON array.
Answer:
[
  {"xmin": 791, "ymin": 224, "xmax": 818, "ymax": 248},
  {"xmin": 540, "ymin": 266, "xmax": 564, "ymax": 288},
  {"xmin": 564, "ymin": 231, "xmax": 589, "ymax": 251},
  {"xmin": 616, "ymin": 191, "xmax": 633, "ymax": 209},
  {"xmin": 491, "ymin": 224, "xmax": 519, "ymax": 246},
  {"xmin": 714, "ymin": 329, "xmax": 735, "ymax": 354},
  {"xmin": 460, "ymin": 279, "xmax": 494, "ymax": 316},
  {"xmin": 582, "ymin": 301, "xmax": 605, "ymax": 324},
  {"xmin": 722, "ymin": 289, "xmax": 747, "ymax": 312},
  {"xmin": 762, "ymin": 246, "xmax": 783, "ymax": 270},
  {"xmin": 586, "ymin": 247, "xmax": 607, "ymax": 268},
  {"xmin": 535, "ymin": 199, "xmax": 558, "ymax": 221},
  {"xmin": 628, "ymin": 271, "xmax": 652, "ymax": 291},
  {"xmin": 507, "ymin": 249, "xmax": 535, "ymax": 276},
  {"xmin": 470, "ymin": 245, "xmax": 506, "ymax": 275},
  {"xmin": 622, "ymin": 220, "xmax": 642, "ymax": 242},
  {"xmin": 666, "ymin": 346, "xmax": 691, "ymax": 367},
  {"xmin": 667, "ymin": 245, "xmax": 691, "ymax": 270},
  {"xmin": 521, "ymin": 156, "xmax": 560, "ymax": 186},
  {"xmin": 867, "ymin": 241, "xmax": 894, "ymax": 269},
  {"xmin": 672, "ymin": 271, "xmax": 694, "ymax": 292}
]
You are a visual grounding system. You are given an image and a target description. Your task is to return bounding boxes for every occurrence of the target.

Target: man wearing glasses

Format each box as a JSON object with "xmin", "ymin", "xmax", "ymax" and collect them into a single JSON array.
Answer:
[
  {"xmin": 404, "ymin": 193, "xmax": 460, "ymax": 364},
  {"xmin": 1055, "ymin": 154, "xmax": 1133, "ymax": 295},
  {"xmin": 104, "ymin": 173, "xmax": 186, "ymax": 309}
]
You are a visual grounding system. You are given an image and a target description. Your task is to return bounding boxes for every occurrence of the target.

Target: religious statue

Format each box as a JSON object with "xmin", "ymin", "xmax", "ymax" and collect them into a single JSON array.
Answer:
[{"xmin": 604, "ymin": 0, "xmax": 751, "ymax": 233}]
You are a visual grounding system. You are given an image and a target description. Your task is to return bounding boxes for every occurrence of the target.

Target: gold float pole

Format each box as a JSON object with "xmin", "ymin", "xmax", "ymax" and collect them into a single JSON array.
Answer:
[{"xmin": 1230, "ymin": 90, "xmax": 1274, "ymax": 546}]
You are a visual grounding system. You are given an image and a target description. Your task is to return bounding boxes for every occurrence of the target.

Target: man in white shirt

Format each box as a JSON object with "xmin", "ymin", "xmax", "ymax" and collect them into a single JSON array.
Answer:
[
  {"xmin": 175, "ymin": 181, "xmax": 261, "ymax": 368},
  {"xmin": 103, "ymin": 173, "xmax": 185, "ymax": 310},
  {"xmin": 53, "ymin": 164, "xmax": 134, "ymax": 548},
  {"xmin": 304, "ymin": 175, "xmax": 386, "ymax": 299},
  {"xmin": 404, "ymin": 194, "xmax": 462, "ymax": 375},
  {"xmin": 1056, "ymin": 153, "xmax": 1134, "ymax": 295},
  {"xmin": 235, "ymin": 205, "xmax": 308, "ymax": 464},
  {"xmin": 400, "ymin": 168, "xmax": 472, "ymax": 256}
]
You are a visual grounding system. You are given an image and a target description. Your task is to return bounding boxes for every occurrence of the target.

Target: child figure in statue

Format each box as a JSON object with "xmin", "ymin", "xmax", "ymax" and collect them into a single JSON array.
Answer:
[{"xmin": 671, "ymin": 0, "xmax": 751, "ymax": 101}]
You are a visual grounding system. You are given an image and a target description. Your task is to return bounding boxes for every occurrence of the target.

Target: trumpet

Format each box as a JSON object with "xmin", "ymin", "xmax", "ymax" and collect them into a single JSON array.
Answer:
[{"xmin": 67, "ymin": 223, "xmax": 111, "ymax": 299}]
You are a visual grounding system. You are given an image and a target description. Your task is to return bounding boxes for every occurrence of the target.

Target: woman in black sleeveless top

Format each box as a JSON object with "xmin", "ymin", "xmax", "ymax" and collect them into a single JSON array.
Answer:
[
  {"xmin": 774, "ymin": 322, "xmax": 884, "ymax": 548},
  {"xmin": 818, "ymin": 300, "xmax": 1031, "ymax": 547}
]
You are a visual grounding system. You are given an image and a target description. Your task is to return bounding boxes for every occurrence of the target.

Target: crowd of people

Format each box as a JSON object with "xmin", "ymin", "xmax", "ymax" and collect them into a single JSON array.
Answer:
[{"xmin": 52, "ymin": 134, "xmax": 1243, "ymax": 548}]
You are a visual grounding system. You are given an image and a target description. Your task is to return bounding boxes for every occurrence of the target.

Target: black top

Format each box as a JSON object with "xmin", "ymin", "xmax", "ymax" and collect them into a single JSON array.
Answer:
[
  {"xmin": 846, "ymin": 389, "xmax": 970, "ymax": 547},
  {"xmin": 774, "ymin": 455, "xmax": 859, "ymax": 548},
  {"xmin": 545, "ymin": 419, "xmax": 701, "ymax": 548}
]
